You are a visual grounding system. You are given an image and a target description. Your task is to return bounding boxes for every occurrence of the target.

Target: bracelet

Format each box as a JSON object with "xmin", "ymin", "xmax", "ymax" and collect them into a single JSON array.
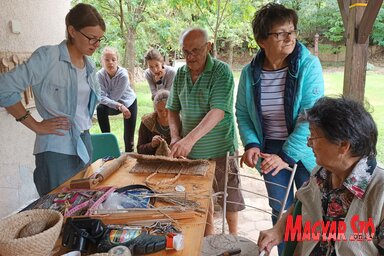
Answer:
[{"xmin": 16, "ymin": 110, "xmax": 31, "ymax": 122}]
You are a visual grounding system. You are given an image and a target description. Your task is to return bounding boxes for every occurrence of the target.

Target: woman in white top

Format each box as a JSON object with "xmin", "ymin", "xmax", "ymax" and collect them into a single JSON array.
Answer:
[
  {"xmin": 0, "ymin": 3, "xmax": 106, "ymax": 195},
  {"xmin": 144, "ymin": 48, "xmax": 176, "ymax": 100},
  {"xmin": 96, "ymin": 47, "xmax": 137, "ymax": 152}
]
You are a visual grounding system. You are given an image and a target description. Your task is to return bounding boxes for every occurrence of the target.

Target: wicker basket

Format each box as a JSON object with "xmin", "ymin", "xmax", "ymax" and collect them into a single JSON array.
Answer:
[{"xmin": 0, "ymin": 209, "xmax": 63, "ymax": 256}]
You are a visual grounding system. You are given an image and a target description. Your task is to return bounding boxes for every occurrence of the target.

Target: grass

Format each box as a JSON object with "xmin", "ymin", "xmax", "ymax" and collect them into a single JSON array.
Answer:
[
  {"xmin": 90, "ymin": 81, "xmax": 153, "ymax": 152},
  {"xmin": 323, "ymin": 70, "xmax": 384, "ymax": 162},
  {"xmin": 90, "ymin": 69, "xmax": 384, "ymax": 163}
]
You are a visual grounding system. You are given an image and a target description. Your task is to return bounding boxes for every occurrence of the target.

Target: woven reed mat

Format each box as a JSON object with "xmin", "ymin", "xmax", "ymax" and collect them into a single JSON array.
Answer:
[{"xmin": 128, "ymin": 153, "xmax": 209, "ymax": 176}]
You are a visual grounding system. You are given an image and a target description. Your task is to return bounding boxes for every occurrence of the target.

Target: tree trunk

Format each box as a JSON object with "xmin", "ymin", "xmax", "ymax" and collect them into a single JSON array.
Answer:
[
  {"xmin": 124, "ymin": 28, "xmax": 136, "ymax": 88},
  {"xmin": 228, "ymin": 40, "xmax": 234, "ymax": 68},
  {"xmin": 212, "ymin": 0, "xmax": 220, "ymax": 58},
  {"xmin": 212, "ymin": 33, "xmax": 218, "ymax": 58}
]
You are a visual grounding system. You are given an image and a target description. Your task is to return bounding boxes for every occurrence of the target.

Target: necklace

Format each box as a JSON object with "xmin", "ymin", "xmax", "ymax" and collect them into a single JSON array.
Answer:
[{"xmin": 157, "ymin": 123, "xmax": 170, "ymax": 135}]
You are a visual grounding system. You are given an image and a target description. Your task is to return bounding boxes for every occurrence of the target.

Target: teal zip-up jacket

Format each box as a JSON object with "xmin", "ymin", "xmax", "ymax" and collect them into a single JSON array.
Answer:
[
  {"xmin": 235, "ymin": 42, "xmax": 324, "ymax": 172},
  {"xmin": 0, "ymin": 40, "xmax": 100, "ymax": 164}
]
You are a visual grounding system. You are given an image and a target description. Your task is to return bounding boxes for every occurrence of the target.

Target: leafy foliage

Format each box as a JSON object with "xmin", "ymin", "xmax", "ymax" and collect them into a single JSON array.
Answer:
[
  {"xmin": 71, "ymin": 0, "xmax": 383, "ymax": 79},
  {"xmin": 372, "ymin": 8, "xmax": 384, "ymax": 46}
]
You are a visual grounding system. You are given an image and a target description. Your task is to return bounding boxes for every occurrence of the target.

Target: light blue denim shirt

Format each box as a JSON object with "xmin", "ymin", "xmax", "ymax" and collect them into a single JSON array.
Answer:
[{"xmin": 0, "ymin": 40, "xmax": 100, "ymax": 164}]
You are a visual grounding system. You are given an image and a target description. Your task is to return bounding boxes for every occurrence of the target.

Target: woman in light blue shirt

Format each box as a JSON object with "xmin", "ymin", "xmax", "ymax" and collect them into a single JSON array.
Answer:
[{"xmin": 0, "ymin": 3, "xmax": 106, "ymax": 196}]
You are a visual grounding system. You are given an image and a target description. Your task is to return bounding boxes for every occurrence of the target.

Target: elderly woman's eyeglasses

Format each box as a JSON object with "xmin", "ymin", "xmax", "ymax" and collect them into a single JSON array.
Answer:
[
  {"xmin": 182, "ymin": 43, "xmax": 207, "ymax": 57},
  {"xmin": 78, "ymin": 30, "xmax": 106, "ymax": 45},
  {"xmin": 307, "ymin": 136, "xmax": 324, "ymax": 142},
  {"xmin": 267, "ymin": 30, "xmax": 299, "ymax": 41}
]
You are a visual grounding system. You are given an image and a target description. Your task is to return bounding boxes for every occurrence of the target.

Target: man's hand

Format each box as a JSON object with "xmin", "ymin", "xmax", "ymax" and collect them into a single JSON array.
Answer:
[
  {"xmin": 240, "ymin": 147, "xmax": 261, "ymax": 168},
  {"xmin": 260, "ymin": 153, "xmax": 289, "ymax": 176},
  {"xmin": 170, "ymin": 136, "xmax": 194, "ymax": 158},
  {"xmin": 169, "ymin": 136, "xmax": 181, "ymax": 149}
]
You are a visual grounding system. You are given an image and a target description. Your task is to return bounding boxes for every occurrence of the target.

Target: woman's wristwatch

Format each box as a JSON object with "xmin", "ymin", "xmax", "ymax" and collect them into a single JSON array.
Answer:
[{"xmin": 117, "ymin": 104, "xmax": 123, "ymax": 111}]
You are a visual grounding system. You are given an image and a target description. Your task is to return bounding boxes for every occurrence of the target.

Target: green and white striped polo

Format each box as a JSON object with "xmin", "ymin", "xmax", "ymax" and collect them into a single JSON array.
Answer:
[{"xmin": 167, "ymin": 54, "xmax": 238, "ymax": 159}]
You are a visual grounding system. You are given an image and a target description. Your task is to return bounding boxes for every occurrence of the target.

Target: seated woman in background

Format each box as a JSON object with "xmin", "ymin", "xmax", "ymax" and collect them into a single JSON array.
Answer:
[
  {"xmin": 137, "ymin": 89, "xmax": 171, "ymax": 155},
  {"xmin": 96, "ymin": 46, "xmax": 137, "ymax": 152},
  {"xmin": 258, "ymin": 96, "xmax": 384, "ymax": 255},
  {"xmin": 144, "ymin": 48, "xmax": 176, "ymax": 100}
]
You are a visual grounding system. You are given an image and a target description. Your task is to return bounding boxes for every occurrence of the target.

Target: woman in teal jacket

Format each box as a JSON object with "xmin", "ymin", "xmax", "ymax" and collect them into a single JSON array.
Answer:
[{"xmin": 235, "ymin": 4, "xmax": 324, "ymax": 253}]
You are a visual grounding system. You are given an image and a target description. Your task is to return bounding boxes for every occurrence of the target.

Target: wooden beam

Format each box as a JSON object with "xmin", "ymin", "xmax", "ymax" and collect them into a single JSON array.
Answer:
[
  {"xmin": 342, "ymin": 0, "xmax": 368, "ymax": 102},
  {"xmin": 337, "ymin": 0, "xmax": 349, "ymax": 31},
  {"xmin": 357, "ymin": 0, "xmax": 383, "ymax": 43}
]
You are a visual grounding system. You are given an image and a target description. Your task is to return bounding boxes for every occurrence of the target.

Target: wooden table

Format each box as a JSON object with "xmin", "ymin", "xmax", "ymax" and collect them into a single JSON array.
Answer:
[{"xmin": 52, "ymin": 156, "xmax": 215, "ymax": 256}]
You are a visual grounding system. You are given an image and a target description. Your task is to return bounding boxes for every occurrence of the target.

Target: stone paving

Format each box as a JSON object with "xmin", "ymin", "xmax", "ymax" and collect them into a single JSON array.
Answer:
[{"xmin": 213, "ymin": 166, "xmax": 278, "ymax": 256}]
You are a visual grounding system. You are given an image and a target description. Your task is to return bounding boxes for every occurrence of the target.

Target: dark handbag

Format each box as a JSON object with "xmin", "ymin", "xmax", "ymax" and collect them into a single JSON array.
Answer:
[{"xmin": 62, "ymin": 217, "xmax": 105, "ymax": 252}]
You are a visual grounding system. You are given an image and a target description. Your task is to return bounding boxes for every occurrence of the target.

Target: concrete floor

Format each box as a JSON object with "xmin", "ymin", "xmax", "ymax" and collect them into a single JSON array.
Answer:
[{"xmin": 212, "ymin": 167, "xmax": 279, "ymax": 256}]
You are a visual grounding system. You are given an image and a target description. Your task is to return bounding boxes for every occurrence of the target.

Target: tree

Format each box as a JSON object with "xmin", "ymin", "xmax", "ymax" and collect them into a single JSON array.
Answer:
[
  {"xmin": 72, "ymin": 0, "xmax": 150, "ymax": 85},
  {"xmin": 116, "ymin": 0, "xmax": 150, "ymax": 85},
  {"xmin": 191, "ymin": 0, "xmax": 257, "ymax": 58},
  {"xmin": 219, "ymin": 2, "xmax": 257, "ymax": 66},
  {"xmin": 142, "ymin": 1, "xmax": 194, "ymax": 62},
  {"xmin": 371, "ymin": 8, "xmax": 384, "ymax": 46},
  {"xmin": 71, "ymin": 0, "xmax": 383, "ymax": 77}
]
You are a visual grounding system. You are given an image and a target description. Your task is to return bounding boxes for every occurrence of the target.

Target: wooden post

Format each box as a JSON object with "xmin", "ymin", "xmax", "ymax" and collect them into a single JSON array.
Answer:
[
  {"xmin": 342, "ymin": 0, "xmax": 367, "ymax": 102},
  {"xmin": 339, "ymin": 0, "xmax": 383, "ymax": 102}
]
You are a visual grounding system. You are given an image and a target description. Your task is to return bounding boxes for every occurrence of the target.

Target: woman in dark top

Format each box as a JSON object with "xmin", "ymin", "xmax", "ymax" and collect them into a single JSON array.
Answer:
[{"xmin": 137, "ymin": 89, "xmax": 171, "ymax": 155}]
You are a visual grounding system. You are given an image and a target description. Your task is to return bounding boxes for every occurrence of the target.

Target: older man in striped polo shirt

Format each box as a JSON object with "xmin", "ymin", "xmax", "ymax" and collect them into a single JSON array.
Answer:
[{"xmin": 166, "ymin": 28, "xmax": 245, "ymax": 236}]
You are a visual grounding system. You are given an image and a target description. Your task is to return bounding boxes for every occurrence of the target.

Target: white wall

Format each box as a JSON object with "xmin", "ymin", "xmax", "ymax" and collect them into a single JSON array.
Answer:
[
  {"xmin": 0, "ymin": 0, "xmax": 71, "ymax": 218},
  {"xmin": 0, "ymin": 0, "xmax": 70, "ymax": 52}
]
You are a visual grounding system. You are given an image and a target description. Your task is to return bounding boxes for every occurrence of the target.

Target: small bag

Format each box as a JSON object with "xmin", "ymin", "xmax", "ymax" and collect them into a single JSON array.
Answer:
[{"xmin": 62, "ymin": 217, "xmax": 105, "ymax": 253}]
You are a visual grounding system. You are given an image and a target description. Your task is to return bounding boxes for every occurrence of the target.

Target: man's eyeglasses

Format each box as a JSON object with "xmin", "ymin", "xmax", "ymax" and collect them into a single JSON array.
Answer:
[
  {"xmin": 267, "ymin": 30, "xmax": 299, "ymax": 41},
  {"xmin": 182, "ymin": 43, "xmax": 207, "ymax": 57},
  {"xmin": 78, "ymin": 30, "xmax": 106, "ymax": 45}
]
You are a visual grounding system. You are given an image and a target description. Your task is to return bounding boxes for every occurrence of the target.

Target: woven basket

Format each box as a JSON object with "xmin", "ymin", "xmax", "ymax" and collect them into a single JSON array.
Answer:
[{"xmin": 0, "ymin": 209, "xmax": 63, "ymax": 256}]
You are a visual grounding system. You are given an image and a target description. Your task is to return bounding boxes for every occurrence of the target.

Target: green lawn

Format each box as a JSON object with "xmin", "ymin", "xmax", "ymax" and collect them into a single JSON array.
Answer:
[
  {"xmin": 90, "ymin": 81, "xmax": 153, "ymax": 152},
  {"xmin": 323, "ymin": 70, "xmax": 384, "ymax": 162},
  {"xmin": 91, "ymin": 69, "xmax": 384, "ymax": 163}
]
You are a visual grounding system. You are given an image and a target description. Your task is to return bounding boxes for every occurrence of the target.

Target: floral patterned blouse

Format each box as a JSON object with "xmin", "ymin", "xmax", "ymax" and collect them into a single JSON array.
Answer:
[{"xmin": 309, "ymin": 158, "xmax": 384, "ymax": 256}]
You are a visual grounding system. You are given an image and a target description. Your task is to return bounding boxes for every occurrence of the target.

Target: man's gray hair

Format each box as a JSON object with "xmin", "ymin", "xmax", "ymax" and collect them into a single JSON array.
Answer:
[
  {"xmin": 179, "ymin": 28, "xmax": 208, "ymax": 46},
  {"xmin": 153, "ymin": 89, "xmax": 170, "ymax": 106}
]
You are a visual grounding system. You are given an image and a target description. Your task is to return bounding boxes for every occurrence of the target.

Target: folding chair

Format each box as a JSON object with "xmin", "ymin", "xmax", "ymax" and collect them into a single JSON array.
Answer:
[
  {"xmin": 201, "ymin": 152, "xmax": 298, "ymax": 255},
  {"xmin": 222, "ymin": 151, "xmax": 298, "ymax": 233},
  {"xmin": 90, "ymin": 133, "xmax": 121, "ymax": 162}
]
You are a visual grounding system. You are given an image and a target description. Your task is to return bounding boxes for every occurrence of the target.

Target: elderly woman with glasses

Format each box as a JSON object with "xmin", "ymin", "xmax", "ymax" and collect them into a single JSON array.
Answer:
[
  {"xmin": 235, "ymin": 3, "xmax": 324, "ymax": 254},
  {"xmin": 137, "ymin": 89, "xmax": 171, "ymax": 155},
  {"xmin": 258, "ymin": 96, "xmax": 384, "ymax": 255},
  {"xmin": 0, "ymin": 3, "xmax": 105, "ymax": 196}
]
